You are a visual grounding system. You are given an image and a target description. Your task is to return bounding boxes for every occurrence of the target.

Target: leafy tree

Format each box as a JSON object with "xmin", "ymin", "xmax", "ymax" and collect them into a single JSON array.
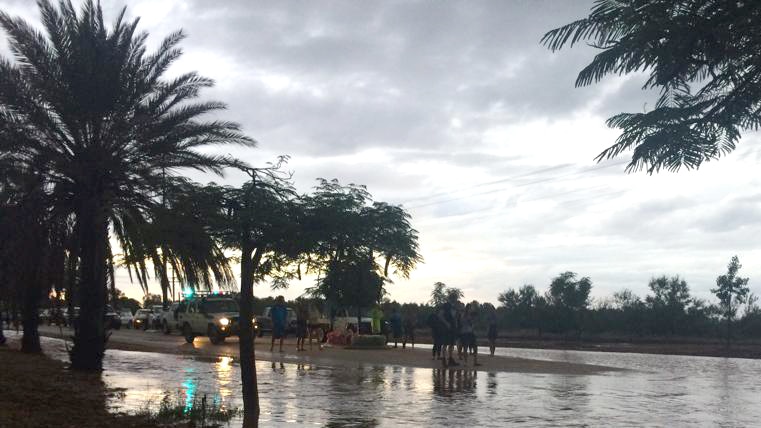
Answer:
[
  {"xmin": 117, "ymin": 298, "xmax": 141, "ymax": 315},
  {"xmin": 546, "ymin": 272, "xmax": 592, "ymax": 334},
  {"xmin": 543, "ymin": 0, "xmax": 761, "ymax": 173},
  {"xmin": 430, "ymin": 282, "xmax": 448, "ymax": 306},
  {"xmin": 712, "ymin": 255, "xmax": 750, "ymax": 346},
  {"xmin": 612, "ymin": 289, "xmax": 646, "ymax": 336},
  {"xmin": 646, "ymin": 275, "xmax": 691, "ymax": 335},
  {"xmin": 498, "ymin": 284, "xmax": 540, "ymax": 330},
  {"xmin": 205, "ymin": 159, "xmax": 303, "ymax": 425},
  {"xmin": 0, "ymin": 1, "xmax": 252, "ymax": 369},
  {"xmin": 142, "ymin": 294, "xmax": 162, "ymax": 307},
  {"xmin": 303, "ymin": 179, "xmax": 421, "ymax": 325}
]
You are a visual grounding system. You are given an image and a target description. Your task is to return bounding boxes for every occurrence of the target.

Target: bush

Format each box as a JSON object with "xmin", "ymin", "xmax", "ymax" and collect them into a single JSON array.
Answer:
[{"xmin": 348, "ymin": 335, "xmax": 387, "ymax": 349}]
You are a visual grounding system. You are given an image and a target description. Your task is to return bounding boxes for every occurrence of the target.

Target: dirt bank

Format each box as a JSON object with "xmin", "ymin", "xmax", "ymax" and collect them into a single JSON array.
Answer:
[{"xmin": 0, "ymin": 343, "xmax": 157, "ymax": 428}]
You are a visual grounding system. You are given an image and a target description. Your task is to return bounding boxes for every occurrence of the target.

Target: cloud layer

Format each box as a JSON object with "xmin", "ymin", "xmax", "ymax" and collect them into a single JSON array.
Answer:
[{"xmin": 3, "ymin": 0, "xmax": 759, "ymax": 304}]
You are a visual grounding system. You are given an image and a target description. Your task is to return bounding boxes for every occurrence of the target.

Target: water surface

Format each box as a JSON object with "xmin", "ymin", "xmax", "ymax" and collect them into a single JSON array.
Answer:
[{"xmin": 29, "ymin": 335, "xmax": 761, "ymax": 427}]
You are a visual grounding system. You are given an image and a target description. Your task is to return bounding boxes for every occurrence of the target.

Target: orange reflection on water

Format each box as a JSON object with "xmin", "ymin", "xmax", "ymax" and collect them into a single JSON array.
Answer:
[{"xmin": 215, "ymin": 356, "xmax": 233, "ymax": 403}]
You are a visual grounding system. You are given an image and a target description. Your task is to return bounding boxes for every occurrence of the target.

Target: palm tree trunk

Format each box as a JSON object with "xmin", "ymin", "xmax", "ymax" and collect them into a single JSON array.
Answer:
[
  {"xmin": 70, "ymin": 196, "xmax": 109, "ymax": 371},
  {"xmin": 21, "ymin": 215, "xmax": 48, "ymax": 353},
  {"xmin": 239, "ymin": 243, "xmax": 260, "ymax": 427},
  {"xmin": 21, "ymin": 277, "xmax": 42, "ymax": 353},
  {"xmin": 66, "ymin": 223, "xmax": 80, "ymax": 327},
  {"xmin": 107, "ymin": 244, "xmax": 117, "ymax": 310},
  {"xmin": 160, "ymin": 249, "xmax": 169, "ymax": 308}
]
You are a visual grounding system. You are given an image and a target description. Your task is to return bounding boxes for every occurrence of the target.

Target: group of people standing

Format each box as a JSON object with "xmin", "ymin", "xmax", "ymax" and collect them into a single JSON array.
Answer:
[
  {"xmin": 372, "ymin": 306, "xmax": 416, "ymax": 349},
  {"xmin": 429, "ymin": 293, "xmax": 498, "ymax": 367}
]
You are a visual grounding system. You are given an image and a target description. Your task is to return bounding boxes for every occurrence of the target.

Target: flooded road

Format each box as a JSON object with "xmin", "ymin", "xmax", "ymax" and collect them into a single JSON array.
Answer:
[{"xmin": 27, "ymin": 335, "xmax": 761, "ymax": 426}]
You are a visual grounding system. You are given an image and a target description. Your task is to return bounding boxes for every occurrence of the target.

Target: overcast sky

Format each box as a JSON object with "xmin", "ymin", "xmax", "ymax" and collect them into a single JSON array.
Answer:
[{"xmin": 3, "ymin": 0, "xmax": 760, "ymax": 306}]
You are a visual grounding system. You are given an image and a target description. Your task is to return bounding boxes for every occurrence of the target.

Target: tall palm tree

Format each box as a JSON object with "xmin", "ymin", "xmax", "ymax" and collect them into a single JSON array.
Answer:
[{"xmin": 0, "ymin": 1, "xmax": 253, "ymax": 370}]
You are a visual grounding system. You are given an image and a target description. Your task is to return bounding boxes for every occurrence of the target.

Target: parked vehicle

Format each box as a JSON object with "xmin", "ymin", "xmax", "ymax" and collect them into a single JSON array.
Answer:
[
  {"xmin": 133, "ymin": 309, "xmax": 152, "ymax": 330},
  {"xmin": 160, "ymin": 303, "xmax": 180, "ymax": 334},
  {"xmin": 259, "ymin": 306, "xmax": 297, "ymax": 336},
  {"xmin": 149, "ymin": 305, "xmax": 165, "ymax": 329},
  {"xmin": 105, "ymin": 305, "xmax": 122, "ymax": 330},
  {"xmin": 119, "ymin": 309, "xmax": 134, "ymax": 328},
  {"xmin": 177, "ymin": 294, "xmax": 259, "ymax": 345}
]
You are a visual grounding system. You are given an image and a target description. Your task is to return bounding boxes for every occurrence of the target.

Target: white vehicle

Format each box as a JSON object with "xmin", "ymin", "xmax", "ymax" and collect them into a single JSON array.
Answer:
[
  {"xmin": 160, "ymin": 303, "xmax": 180, "ymax": 334},
  {"xmin": 119, "ymin": 309, "xmax": 134, "ymax": 328},
  {"xmin": 177, "ymin": 295, "xmax": 256, "ymax": 345},
  {"xmin": 149, "ymin": 305, "xmax": 164, "ymax": 329},
  {"xmin": 133, "ymin": 309, "xmax": 152, "ymax": 330}
]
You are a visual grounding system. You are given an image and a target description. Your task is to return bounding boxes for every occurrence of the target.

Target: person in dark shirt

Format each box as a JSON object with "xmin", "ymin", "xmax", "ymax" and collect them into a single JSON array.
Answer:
[
  {"xmin": 296, "ymin": 305, "xmax": 308, "ymax": 351},
  {"xmin": 437, "ymin": 294, "xmax": 460, "ymax": 367},
  {"xmin": 389, "ymin": 308, "xmax": 403, "ymax": 348},
  {"xmin": 460, "ymin": 305, "xmax": 480, "ymax": 366},
  {"xmin": 428, "ymin": 312, "xmax": 441, "ymax": 360},
  {"xmin": 402, "ymin": 310, "xmax": 416, "ymax": 349}
]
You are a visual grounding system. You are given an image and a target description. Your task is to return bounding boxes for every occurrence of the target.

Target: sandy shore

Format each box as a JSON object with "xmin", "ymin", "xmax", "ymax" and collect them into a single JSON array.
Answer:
[{"xmin": 30, "ymin": 325, "xmax": 620, "ymax": 375}]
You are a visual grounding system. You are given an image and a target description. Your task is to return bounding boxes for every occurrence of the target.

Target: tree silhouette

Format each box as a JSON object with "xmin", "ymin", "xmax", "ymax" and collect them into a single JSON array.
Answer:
[
  {"xmin": 543, "ymin": 0, "xmax": 761, "ymax": 173},
  {"xmin": 0, "ymin": 1, "xmax": 253, "ymax": 370},
  {"xmin": 712, "ymin": 255, "xmax": 750, "ymax": 347},
  {"xmin": 646, "ymin": 275, "xmax": 691, "ymax": 335}
]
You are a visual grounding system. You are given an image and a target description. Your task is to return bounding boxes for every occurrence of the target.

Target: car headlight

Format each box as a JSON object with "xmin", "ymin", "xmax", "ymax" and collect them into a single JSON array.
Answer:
[{"xmin": 219, "ymin": 317, "xmax": 230, "ymax": 326}]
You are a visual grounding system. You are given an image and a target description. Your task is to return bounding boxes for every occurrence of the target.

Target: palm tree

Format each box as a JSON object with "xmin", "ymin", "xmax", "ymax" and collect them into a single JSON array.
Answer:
[
  {"xmin": 114, "ymin": 178, "xmax": 236, "ymax": 307},
  {"xmin": 0, "ymin": 1, "xmax": 253, "ymax": 370}
]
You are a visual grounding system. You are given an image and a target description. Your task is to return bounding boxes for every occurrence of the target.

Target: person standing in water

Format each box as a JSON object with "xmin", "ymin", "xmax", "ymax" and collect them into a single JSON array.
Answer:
[
  {"xmin": 389, "ymin": 308, "xmax": 403, "ymax": 348},
  {"xmin": 270, "ymin": 296, "xmax": 288, "ymax": 353},
  {"xmin": 460, "ymin": 305, "xmax": 480, "ymax": 366},
  {"xmin": 428, "ymin": 311, "xmax": 442, "ymax": 360},
  {"xmin": 437, "ymin": 293, "xmax": 460, "ymax": 367},
  {"xmin": 370, "ymin": 305, "xmax": 383, "ymax": 335},
  {"xmin": 487, "ymin": 311, "xmax": 498, "ymax": 356},
  {"xmin": 402, "ymin": 309, "xmax": 416, "ymax": 349},
  {"xmin": 295, "ymin": 305, "xmax": 308, "ymax": 351}
]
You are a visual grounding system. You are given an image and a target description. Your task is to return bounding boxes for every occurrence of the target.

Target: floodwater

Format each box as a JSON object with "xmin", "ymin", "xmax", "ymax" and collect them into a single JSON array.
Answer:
[{"xmin": 29, "ymin": 336, "xmax": 761, "ymax": 426}]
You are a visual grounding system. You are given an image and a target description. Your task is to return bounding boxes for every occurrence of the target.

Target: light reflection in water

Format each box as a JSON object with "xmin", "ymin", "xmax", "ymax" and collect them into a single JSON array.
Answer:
[
  {"xmin": 215, "ymin": 356, "xmax": 233, "ymax": 407},
  {"xmin": 181, "ymin": 368, "xmax": 197, "ymax": 414}
]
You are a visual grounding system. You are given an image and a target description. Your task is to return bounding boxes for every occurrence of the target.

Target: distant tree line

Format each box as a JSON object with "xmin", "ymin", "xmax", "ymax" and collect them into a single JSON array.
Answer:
[{"xmin": 493, "ymin": 257, "xmax": 758, "ymax": 343}]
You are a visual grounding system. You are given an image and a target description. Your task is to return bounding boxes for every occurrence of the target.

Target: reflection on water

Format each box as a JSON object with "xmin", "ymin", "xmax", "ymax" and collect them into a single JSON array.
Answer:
[
  {"xmin": 28, "ymin": 335, "xmax": 761, "ymax": 427},
  {"xmin": 182, "ymin": 368, "xmax": 197, "ymax": 414}
]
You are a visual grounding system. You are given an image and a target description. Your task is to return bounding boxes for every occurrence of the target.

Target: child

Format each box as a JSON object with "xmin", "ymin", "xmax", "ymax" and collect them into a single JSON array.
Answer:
[
  {"xmin": 487, "ymin": 312, "xmax": 498, "ymax": 356},
  {"xmin": 296, "ymin": 305, "xmax": 308, "ymax": 351}
]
